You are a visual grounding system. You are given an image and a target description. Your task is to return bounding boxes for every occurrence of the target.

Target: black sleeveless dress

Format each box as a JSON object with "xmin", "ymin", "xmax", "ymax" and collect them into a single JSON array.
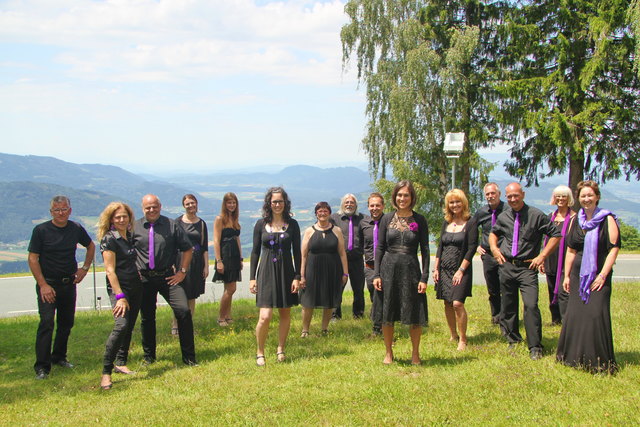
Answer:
[
  {"xmin": 212, "ymin": 227, "xmax": 242, "ymax": 283},
  {"xmin": 436, "ymin": 230, "xmax": 472, "ymax": 303},
  {"xmin": 300, "ymin": 225, "xmax": 343, "ymax": 309},
  {"xmin": 175, "ymin": 217, "xmax": 208, "ymax": 299}
]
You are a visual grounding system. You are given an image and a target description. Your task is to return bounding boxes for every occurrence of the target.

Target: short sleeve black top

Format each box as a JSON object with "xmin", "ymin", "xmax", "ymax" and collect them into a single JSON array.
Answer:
[
  {"xmin": 491, "ymin": 203, "xmax": 561, "ymax": 260},
  {"xmin": 472, "ymin": 201, "xmax": 505, "ymax": 250},
  {"xmin": 132, "ymin": 215, "xmax": 192, "ymax": 271},
  {"xmin": 100, "ymin": 230, "xmax": 139, "ymax": 283},
  {"xmin": 28, "ymin": 220, "xmax": 92, "ymax": 279},
  {"xmin": 359, "ymin": 214, "xmax": 382, "ymax": 264}
]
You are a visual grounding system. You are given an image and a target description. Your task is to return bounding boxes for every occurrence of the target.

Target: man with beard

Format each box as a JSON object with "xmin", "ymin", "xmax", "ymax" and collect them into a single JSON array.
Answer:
[
  {"xmin": 359, "ymin": 192, "xmax": 385, "ymax": 335},
  {"xmin": 330, "ymin": 194, "xmax": 366, "ymax": 319}
]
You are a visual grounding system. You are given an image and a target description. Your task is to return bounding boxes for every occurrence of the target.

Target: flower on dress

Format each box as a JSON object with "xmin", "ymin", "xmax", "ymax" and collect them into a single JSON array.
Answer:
[{"xmin": 409, "ymin": 222, "xmax": 419, "ymax": 232}]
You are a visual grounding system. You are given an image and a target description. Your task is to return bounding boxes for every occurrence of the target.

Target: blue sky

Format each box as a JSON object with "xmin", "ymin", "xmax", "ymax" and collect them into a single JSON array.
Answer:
[{"xmin": 0, "ymin": 0, "xmax": 369, "ymax": 173}]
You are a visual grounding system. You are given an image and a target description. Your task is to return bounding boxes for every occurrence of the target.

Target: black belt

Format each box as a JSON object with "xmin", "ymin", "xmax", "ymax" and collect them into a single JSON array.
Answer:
[
  {"xmin": 506, "ymin": 259, "xmax": 532, "ymax": 268},
  {"xmin": 140, "ymin": 268, "xmax": 171, "ymax": 277},
  {"xmin": 45, "ymin": 276, "xmax": 75, "ymax": 285},
  {"xmin": 387, "ymin": 248, "xmax": 413, "ymax": 255}
]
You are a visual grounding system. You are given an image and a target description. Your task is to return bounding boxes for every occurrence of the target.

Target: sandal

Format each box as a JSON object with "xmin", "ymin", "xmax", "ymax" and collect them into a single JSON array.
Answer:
[
  {"xmin": 321, "ymin": 329, "xmax": 329, "ymax": 336},
  {"xmin": 300, "ymin": 330, "xmax": 309, "ymax": 338},
  {"xmin": 256, "ymin": 355, "xmax": 266, "ymax": 367},
  {"xmin": 171, "ymin": 327, "xmax": 179, "ymax": 337},
  {"xmin": 217, "ymin": 319, "xmax": 229, "ymax": 327},
  {"xmin": 114, "ymin": 366, "xmax": 135, "ymax": 375},
  {"xmin": 276, "ymin": 351, "xmax": 286, "ymax": 363},
  {"xmin": 225, "ymin": 318, "xmax": 234, "ymax": 324},
  {"xmin": 100, "ymin": 375, "xmax": 112, "ymax": 390}
]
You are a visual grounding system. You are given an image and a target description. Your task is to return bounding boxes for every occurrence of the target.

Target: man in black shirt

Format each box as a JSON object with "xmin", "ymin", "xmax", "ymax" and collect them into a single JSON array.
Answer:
[
  {"xmin": 28, "ymin": 195, "xmax": 95, "ymax": 380},
  {"xmin": 489, "ymin": 183, "xmax": 560, "ymax": 360},
  {"xmin": 133, "ymin": 194, "xmax": 197, "ymax": 366},
  {"xmin": 330, "ymin": 193, "xmax": 366, "ymax": 319},
  {"xmin": 359, "ymin": 192, "xmax": 385, "ymax": 336},
  {"xmin": 471, "ymin": 182, "xmax": 505, "ymax": 324}
]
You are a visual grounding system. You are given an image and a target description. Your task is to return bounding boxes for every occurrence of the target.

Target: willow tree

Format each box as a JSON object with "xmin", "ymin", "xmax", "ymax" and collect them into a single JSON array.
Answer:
[
  {"xmin": 495, "ymin": 0, "xmax": 640, "ymax": 191},
  {"xmin": 341, "ymin": 0, "xmax": 503, "ymax": 222}
]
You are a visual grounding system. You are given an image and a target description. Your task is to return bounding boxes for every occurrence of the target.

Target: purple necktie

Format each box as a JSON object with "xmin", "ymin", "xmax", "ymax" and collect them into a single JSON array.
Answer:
[
  {"xmin": 511, "ymin": 212, "xmax": 520, "ymax": 258},
  {"xmin": 491, "ymin": 209, "xmax": 497, "ymax": 227},
  {"xmin": 348, "ymin": 217, "xmax": 354, "ymax": 251},
  {"xmin": 373, "ymin": 220, "xmax": 379, "ymax": 258},
  {"xmin": 149, "ymin": 222, "xmax": 155, "ymax": 269}
]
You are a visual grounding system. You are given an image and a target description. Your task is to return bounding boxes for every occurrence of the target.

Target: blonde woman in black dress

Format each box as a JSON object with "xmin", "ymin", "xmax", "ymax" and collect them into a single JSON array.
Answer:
[
  {"xmin": 249, "ymin": 187, "xmax": 301, "ymax": 366},
  {"xmin": 213, "ymin": 192, "xmax": 243, "ymax": 326}
]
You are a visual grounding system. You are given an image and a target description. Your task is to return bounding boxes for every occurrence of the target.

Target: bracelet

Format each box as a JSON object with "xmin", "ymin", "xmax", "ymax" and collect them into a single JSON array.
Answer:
[
  {"xmin": 81, "ymin": 265, "xmax": 90, "ymax": 271},
  {"xmin": 343, "ymin": 273, "xmax": 349, "ymax": 277},
  {"xmin": 598, "ymin": 273, "xmax": 606, "ymax": 280},
  {"xmin": 458, "ymin": 267, "xmax": 465, "ymax": 272},
  {"xmin": 115, "ymin": 293, "xmax": 126, "ymax": 300}
]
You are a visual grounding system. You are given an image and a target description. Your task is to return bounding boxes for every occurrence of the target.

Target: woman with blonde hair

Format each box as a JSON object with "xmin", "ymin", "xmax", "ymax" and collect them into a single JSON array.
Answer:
[
  {"xmin": 213, "ymin": 192, "xmax": 243, "ymax": 326},
  {"xmin": 432, "ymin": 189, "xmax": 478, "ymax": 351},
  {"xmin": 541, "ymin": 185, "xmax": 575, "ymax": 324},
  {"xmin": 97, "ymin": 202, "xmax": 140, "ymax": 390}
]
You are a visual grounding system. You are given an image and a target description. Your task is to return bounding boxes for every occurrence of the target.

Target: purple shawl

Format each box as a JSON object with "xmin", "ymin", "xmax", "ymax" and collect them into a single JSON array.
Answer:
[{"xmin": 578, "ymin": 207, "xmax": 614, "ymax": 304}]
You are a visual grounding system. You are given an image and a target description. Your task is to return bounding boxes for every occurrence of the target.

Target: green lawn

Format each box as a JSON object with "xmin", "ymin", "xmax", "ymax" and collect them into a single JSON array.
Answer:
[{"xmin": 1, "ymin": 284, "xmax": 639, "ymax": 426}]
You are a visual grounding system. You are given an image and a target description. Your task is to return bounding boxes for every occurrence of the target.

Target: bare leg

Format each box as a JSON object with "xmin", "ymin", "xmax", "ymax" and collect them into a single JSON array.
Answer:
[
  {"xmin": 277, "ymin": 308, "xmax": 291, "ymax": 354},
  {"xmin": 301, "ymin": 307, "xmax": 313, "ymax": 335},
  {"xmin": 321, "ymin": 308, "xmax": 333, "ymax": 331},
  {"xmin": 219, "ymin": 282, "xmax": 237, "ymax": 321},
  {"xmin": 444, "ymin": 301, "xmax": 458, "ymax": 341},
  {"xmin": 453, "ymin": 301, "xmax": 468, "ymax": 350},
  {"xmin": 409, "ymin": 325, "xmax": 422, "ymax": 365},
  {"xmin": 256, "ymin": 308, "xmax": 273, "ymax": 359},
  {"xmin": 382, "ymin": 324, "xmax": 394, "ymax": 364}
]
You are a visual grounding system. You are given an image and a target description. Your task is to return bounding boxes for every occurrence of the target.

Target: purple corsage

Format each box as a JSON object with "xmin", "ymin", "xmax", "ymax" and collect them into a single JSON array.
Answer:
[{"xmin": 409, "ymin": 222, "xmax": 419, "ymax": 232}]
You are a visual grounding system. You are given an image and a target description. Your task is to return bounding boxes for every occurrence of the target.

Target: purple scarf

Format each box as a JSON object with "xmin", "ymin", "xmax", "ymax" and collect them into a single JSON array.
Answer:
[
  {"xmin": 578, "ymin": 207, "xmax": 614, "ymax": 304},
  {"xmin": 545, "ymin": 210, "xmax": 572, "ymax": 304}
]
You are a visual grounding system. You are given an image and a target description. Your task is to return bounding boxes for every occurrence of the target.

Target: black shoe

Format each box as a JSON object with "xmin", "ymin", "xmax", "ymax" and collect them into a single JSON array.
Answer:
[
  {"xmin": 141, "ymin": 358, "xmax": 156, "ymax": 366},
  {"xmin": 507, "ymin": 342, "xmax": 520, "ymax": 350},
  {"xmin": 491, "ymin": 316, "xmax": 500, "ymax": 325},
  {"xmin": 530, "ymin": 348, "xmax": 543, "ymax": 360},
  {"xmin": 184, "ymin": 360, "xmax": 199, "ymax": 367},
  {"xmin": 35, "ymin": 370, "xmax": 48, "ymax": 380},
  {"xmin": 54, "ymin": 360, "xmax": 74, "ymax": 369},
  {"xmin": 353, "ymin": 314, "xmax": 364, "ymax": 320},
  {"xmin": 372, "ymin": 329, "xmax": 382, "ymax": 337}
]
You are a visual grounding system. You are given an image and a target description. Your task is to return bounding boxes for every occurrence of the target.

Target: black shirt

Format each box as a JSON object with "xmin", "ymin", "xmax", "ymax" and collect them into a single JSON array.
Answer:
[
  {"xmin": 359, "ymin": 214, "xmax": 383, "ymax": 264},
  {"xmin": 28, "ymin": 220, "xmax": 92, "ymax": 279},
  {"xmin": 100, "ymin": 230, "xmax": 139, "ymax": 285},
  {"xmin": 132, "ymin": 215, "xmax": 192, "ymax": 271},
  {"xmin": 472, "ymin": 200, "xmax": 505, "ymax": 251},
  {"xmin": 491, "ymin": 204, "xmax": 561, "ymax": 260},
  {"xmin": 330, "ymin": 212, "xmax": 364, "ymax": 259}
]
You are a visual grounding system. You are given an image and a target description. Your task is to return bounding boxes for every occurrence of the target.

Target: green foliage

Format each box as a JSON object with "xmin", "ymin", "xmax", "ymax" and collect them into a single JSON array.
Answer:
[{"xmin": 619, "ymin": 219, "xmax": 640, "ymax": 250}]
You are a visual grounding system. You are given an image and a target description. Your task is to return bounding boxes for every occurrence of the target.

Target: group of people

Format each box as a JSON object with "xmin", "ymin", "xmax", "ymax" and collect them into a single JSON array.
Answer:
[{"xmin": 27, "ymin": 178, "xmax": 621, "ymax": 390}]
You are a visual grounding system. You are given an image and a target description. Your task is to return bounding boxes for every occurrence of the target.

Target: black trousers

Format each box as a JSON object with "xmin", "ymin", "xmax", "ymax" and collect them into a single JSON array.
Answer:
[
  {"xmin": 140, "ymin": 274, "xmax": 196, "ymax": 364},
  {"xmin": 364, "ymin": 266, "xmax": 382, "ymax": 331},
  {"xmin": 545, "ymin": 273, "xmax": 569, "ymax": 323},
  {"xmin": 499, "ymin": 262, "xmax": 543, "ymax": 350},
  {"xmin": 34, "ymin": 281, "xmax": 76, "ymax": 373},
  {"xmin": 334, "ymin": 256, "xmax": 365, "ymax": 318},
  {"xmin": 102, "ymin": 282, "xmax": 142, "ymax": 374},
  {"xmin": 481, "ymin": 254, "xmax": 501, "ymax": 320}
]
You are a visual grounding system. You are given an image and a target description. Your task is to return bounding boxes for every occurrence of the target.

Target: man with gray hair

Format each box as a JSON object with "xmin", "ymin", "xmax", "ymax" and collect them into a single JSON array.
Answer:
[
  {"xmin": 330, "ymin": 193, "xmax": 366, "ymax": 319},
  {"xmin": 28, "ymin": 195, "xmax": 95, "ymax": 380}
]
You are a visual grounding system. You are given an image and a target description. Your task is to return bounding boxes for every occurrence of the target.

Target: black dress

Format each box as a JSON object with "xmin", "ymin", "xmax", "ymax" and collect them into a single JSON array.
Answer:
[
  {"xmin": 542, "ymin": 211, "xmax": 573, "ymax": 323},
  {"xmin": 435, "ymin": 219, "xmax": 477, "ymax": 304},
  {"xmin": 250, "ymin": 219, "xmax": 301, "ymax": 308},
  {"xmin": 300, "ymin": 225, "xmax": 343, "ymax": 309},
  {"xmin": 374, "ymin": 211, "xmax": 429, "ymax": 326},
  {"xmin": 175, "ymin": 217, "xmax": 208, "ymax": 299},
  {"xmin": 212, "ymin": 227, "xmax": 242, "ymax": 283},
  {"xmin": 556, "ymin": 214, "xmax": 620, "ymax": 374}
]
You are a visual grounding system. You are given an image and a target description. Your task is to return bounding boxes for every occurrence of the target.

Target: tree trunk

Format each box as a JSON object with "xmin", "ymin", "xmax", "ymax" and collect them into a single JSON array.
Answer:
[{"xmin": 568, "ymin": 150, "xmax": 584, "ymax": 211}]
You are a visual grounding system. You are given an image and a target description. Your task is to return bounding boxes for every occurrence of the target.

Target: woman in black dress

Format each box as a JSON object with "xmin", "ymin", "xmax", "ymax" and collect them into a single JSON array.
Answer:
[
  {"xmin": 432, "ymin": 189, "xmax": 477, "ymax": 351},
  {"xmin": 97, "ymin": 202, "xmax": 141, "ymax": 390},
  {"xmin": 213, "ymin": 192, "xmax": 243, "ymax": 326},
  {"xmin": 540, "ymin": 185, "xmax": 575, "ymax": 324},
  {"xmin": 556, "ymin": 180, "xmax": 620, "ymax": 374},
  {"xmin": 172, "ymin": 194, "xmax": 209, "ymax": 336},
  {"xmin": 299, "ymin": 202, "xmax": 348, "ymax": 336},
  {"xmin": 373, "ymin": 180, "xmax": 429, "ymax": 365},
  {"xmin": 249, "ymin": 187, "xmax": 301, "ymax": 366}
]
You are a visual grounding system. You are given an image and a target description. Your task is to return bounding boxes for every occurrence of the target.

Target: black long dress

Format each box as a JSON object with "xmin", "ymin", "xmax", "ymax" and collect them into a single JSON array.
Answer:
[
  {"xmin": 212, "ymin": 227, "xmax": 242, "ymax": 283},
  {"xmin": 374, "ymin": 211, "xmax": 429, "ymax": 326},
  {"xmin": 250, "ymin": 219, "xmax": 301, "ymax": 308},
  {"xmin": 300, "ymin": 225, "xmax": 343, "ymax": 309},
  {"xmin": 542, "ymin": 211, "xmax": 573, "ymax": 323},
  {"xmin": 556, "ymin": 214, "xmax": 620, "ymax": 374},
  {"xmin": 435, "ymin": 219, "xmax": 477, "ymax": 304},
  {"xmin": 175, "ymin": 217, "xmax": 208, "ymax": 299}
]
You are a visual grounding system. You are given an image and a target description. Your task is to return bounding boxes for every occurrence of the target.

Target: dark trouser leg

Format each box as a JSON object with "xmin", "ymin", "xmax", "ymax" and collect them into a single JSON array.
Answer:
[
  {"xmin": 520, "ymin": 268, "xmax": 542, "ymax": 350},
  {"xmin": 115, "ymin": 287, "xmax": 142, "ymax": 366},
  {"xmin": 545, "ymin": 273, "xmax": 562, "ymax": 324},
  {"xmin": 482, "ymin": 254, "xmax": 501, "ymax": 321},
  {"xmin": 50, "ymin": 284, "xmax": 76, "ymax": 364},
  {"xmin": 35, "ymin": 284, "xmax": 56, "ymax": 373},
  {"xmin": 499, "ymin": 263, "xmax": 523, "ymax": 344},
  {"xmin": 158, "ymin": 282, "xmax": 196, "ymax": 364},
  {"xmin": 349, "ymin": 258, "xmax": 365, "ymax": 318},
  {"xmin": 103, "ymin": 285, "xmax": 142, "ymax": 374},
  {"xmin": 140, "ymin": 277, "xmax": 160, "ymax": 361},
  {"xmin": 364, "ymin": 267, "xmax": 381, "ymax": 332}
]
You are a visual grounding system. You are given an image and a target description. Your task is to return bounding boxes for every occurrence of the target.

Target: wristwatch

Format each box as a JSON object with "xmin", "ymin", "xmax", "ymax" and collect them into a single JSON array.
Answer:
[
  {"xmin": 180, "ymin": 267, "xmax": 187, "ymax": 273},
  {"xmin": 81, "ymin": 265, "xmax": 90, "ymax": 271}
]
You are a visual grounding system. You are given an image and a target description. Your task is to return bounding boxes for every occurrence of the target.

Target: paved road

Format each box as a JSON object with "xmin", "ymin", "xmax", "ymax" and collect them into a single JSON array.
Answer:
[{"xmin": 2, "ymin": 256, "xmax": 639, "ymax": 318}]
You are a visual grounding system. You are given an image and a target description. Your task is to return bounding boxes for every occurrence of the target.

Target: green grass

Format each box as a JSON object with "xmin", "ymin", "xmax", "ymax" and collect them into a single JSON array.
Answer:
[{"xmin": 1, "ymin": 285, "xmax": 639, "ymax": 426}]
